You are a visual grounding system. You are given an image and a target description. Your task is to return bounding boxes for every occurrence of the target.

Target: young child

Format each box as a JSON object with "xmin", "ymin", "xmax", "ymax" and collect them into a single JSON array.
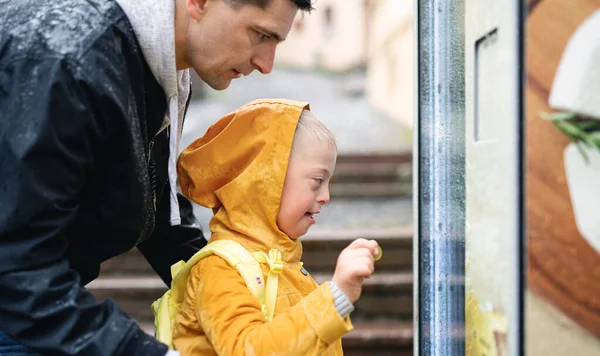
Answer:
[{"xmin": 156, "ymin": 99, "xmax": 379, "ymax": 355}]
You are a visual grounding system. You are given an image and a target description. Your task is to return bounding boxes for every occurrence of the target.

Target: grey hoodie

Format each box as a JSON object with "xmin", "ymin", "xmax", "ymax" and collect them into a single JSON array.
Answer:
[{"xmin": 115, "ymin": 0, "xmax": 190, "ymax": 226}]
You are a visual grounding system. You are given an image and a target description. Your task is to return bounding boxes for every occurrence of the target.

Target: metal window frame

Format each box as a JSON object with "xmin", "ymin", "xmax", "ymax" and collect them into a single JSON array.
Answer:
[{"xmin": 414, "ymin": 0, "xmax": 526, "ymax": 355}]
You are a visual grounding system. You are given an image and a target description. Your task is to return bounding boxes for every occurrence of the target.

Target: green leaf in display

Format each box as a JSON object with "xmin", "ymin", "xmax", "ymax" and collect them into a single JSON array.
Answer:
[
  {"xmin": 540, "ymin": 111, "xmax": 577, "ymax": 121},
  {"xmin": 539, "ymin": 111, "xmax": 600, "ymax": 164}
]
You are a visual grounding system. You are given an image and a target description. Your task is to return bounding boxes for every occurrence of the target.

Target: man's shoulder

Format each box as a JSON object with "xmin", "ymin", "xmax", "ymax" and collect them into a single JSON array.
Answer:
[{"xmin": 0, "ymin": 0, "xmax": 129, "ymax": 65}]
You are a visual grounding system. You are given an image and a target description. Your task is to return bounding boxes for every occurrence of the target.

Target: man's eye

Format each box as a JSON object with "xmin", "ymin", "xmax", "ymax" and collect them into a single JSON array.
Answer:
[{"xmin": 258, "ymin": 32, "xmax": 270, "ymax": 40}]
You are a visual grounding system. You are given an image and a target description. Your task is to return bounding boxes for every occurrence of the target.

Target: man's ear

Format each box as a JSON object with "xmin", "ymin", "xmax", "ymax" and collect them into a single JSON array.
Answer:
[{"xmin": 187, "ymin": 0, "xmax": 209, "ymax": 21}]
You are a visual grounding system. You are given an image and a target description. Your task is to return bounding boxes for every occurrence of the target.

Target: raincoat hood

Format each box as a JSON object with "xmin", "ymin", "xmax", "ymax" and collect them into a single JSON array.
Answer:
[{"xmin": 178, "ymin": 99, "xmax": 310, "ymax": 263}]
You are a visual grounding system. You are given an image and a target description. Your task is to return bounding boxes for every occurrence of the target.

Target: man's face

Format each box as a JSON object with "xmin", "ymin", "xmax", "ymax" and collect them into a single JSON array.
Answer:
[{"xmin": 185, "ymin": 0, "xmax": 298, "ymax": 90}]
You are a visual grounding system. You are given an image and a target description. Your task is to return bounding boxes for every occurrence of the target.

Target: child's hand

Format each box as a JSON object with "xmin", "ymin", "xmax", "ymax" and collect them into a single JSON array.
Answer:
[{"xmin": 332, "ymin": 238, "xmax": 379, "ymax": 303}]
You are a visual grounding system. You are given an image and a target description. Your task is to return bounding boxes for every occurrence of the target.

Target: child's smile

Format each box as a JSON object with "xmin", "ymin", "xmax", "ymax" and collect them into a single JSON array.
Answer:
[{"xmin": 278, "ymin": 134, "xmax": 337, "ymax": 240}]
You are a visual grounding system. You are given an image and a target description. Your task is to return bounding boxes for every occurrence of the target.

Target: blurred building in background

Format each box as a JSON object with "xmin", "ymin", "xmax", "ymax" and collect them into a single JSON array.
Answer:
[{"xmin": 275, "ymin": 0, "xmax": 414, "ymax": 128}]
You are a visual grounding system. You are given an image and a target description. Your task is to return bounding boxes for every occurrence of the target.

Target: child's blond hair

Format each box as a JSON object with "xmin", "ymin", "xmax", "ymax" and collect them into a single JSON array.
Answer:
[{"xmin": 293, "ymin": 109, "xmax": 338, "ymax": 153}]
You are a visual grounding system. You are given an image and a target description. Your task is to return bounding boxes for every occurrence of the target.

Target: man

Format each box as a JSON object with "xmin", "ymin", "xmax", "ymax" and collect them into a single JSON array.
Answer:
[{"xmin": 0, "ymin": 0, "xmax": 312, "ymax": 355}]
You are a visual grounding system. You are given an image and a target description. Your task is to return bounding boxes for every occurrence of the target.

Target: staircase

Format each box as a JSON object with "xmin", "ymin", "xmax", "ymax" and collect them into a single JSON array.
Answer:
[{"xmin": 89, "ymin": 153, "xmax": 414, "ymax": 355}]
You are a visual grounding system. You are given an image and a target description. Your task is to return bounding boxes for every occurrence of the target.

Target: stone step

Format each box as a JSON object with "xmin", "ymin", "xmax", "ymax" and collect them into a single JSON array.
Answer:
[
  {"xmin": 330, "ymin": 181, "xmax": 411, "ymax": 198},
  {"xmin": 329, "ymin": 153, "xmax": 412, "ymax": 198},
  {"xmin": 301, "ymin": 227, "xmax": 413, "ymax": 273},
  {"xmin": 340, "ymin": 321, "xmax": 414, "ymax": 356},
  {"xmin": 332, "ymin": 170, "xmax": 405, "ymax": 184},
  {"xmin": 335, "ymin": 153, "xmax": 412, "ymax": 166},
  {"xmin": 99, "ymin": 227, "xmax": 413, "ymax": 277},
  {"xmin": 88, "ymin": 271, "xmax": 413, "ymax": 325},
  {"xmin": 140, "ymin": 320, "xmax": 413, "ymax": 356},
  {"xmin": 292, "ymin": 199, "xmax": 413, "ymax": 230},
  {"xmin": 332, "ymin": 153, "xmax": 412, "ymax": 183}
]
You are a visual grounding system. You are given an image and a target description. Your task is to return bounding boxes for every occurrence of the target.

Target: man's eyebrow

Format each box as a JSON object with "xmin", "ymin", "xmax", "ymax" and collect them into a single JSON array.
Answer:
[{"xmin": 256, "ymin": 26, "xmax": 285, "ymax": 42}]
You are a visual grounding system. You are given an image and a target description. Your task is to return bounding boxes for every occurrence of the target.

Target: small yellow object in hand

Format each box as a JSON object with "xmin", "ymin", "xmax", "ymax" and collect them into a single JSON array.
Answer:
[{"xmin": 374, "ymin": 246, "xmax": 383, "ymax": 261}]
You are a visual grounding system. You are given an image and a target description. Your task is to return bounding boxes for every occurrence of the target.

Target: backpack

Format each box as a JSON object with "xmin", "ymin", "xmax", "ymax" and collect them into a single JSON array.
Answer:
[{"xmin": 151, "ymin": 239, "xmax": 284, "ymax": 349}]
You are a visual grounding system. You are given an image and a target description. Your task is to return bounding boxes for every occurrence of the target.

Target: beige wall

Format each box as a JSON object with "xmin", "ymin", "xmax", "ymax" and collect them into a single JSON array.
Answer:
[
  {"xmin": 527, "ymin": 291, "xmax": 600, "ymax": 356},
  {"xmin": 276, "ymin": 0, "xmax": 414, "ymax": 127},
  {"xmin": 275, "ymin": 0, "xmax": 367, "ymax": 72},
  {"xmin": 365, "ymin": 0, "xmax": 413, "ymax": 128}
]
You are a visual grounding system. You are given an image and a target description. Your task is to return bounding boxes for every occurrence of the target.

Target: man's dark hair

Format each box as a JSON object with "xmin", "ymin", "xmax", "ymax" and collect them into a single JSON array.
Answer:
[{"xmin": 226, "ymin": 0, "xmax": 314, "ymax": 12}]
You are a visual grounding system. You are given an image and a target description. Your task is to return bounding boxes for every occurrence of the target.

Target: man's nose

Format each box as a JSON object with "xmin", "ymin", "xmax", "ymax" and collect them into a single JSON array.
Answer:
[{"xmin": 251, "ymin": 44, "xmax": 276, "ymax": 74}]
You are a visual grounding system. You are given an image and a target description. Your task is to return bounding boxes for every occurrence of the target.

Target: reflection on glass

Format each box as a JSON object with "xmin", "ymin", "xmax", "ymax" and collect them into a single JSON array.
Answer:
[{"xmin": 417, "ymin": 0, "xmax": 466, "ymax": 354}]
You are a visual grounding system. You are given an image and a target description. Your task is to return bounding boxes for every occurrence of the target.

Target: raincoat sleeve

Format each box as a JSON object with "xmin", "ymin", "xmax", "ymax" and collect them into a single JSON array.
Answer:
[
  {"xmin": 138, "ymin": 192, "xmax": 208, "ymax": 285},
  {"xmin": 187, "ymin": 255, "xmax": 353, "ymax": 355},
  {"xmin": 0, "ymin": 57, "xmax": 167, "ymax": 356}
]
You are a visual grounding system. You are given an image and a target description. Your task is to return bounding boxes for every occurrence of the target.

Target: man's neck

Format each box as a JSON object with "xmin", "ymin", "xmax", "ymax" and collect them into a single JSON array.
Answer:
[{"xmin": 174, "ymin": 0, "xmax": 190, "ymax": 70}]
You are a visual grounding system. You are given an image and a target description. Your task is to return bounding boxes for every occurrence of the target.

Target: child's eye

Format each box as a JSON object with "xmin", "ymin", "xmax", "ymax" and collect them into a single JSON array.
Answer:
[{"xmin": 314, "ymin": 178, "xmax": 323, "ymax": 185}]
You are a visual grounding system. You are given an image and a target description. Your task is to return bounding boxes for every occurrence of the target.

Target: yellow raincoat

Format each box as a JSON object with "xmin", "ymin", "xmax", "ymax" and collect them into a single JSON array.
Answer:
[{"xmin": 172, "ymin": 99, "xmax": 353, "ymax": 355}]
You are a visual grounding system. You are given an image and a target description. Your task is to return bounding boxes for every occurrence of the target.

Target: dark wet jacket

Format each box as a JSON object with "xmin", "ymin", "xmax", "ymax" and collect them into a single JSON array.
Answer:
[{"xmin": 0, "ymin": 0, "xmax": 207, "ymax": 355}]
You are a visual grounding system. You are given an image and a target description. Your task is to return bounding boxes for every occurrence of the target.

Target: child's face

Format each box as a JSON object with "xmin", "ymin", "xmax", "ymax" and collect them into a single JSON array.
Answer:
[{"xmin": 277, "ymin": 134, "xmax": 337, "ymax": 240}]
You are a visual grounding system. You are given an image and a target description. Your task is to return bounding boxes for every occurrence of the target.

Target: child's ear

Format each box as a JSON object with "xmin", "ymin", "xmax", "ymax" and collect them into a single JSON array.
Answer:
[{"xmin": 186, "ymin": 0, "xmax": 209, "ymax": 22}]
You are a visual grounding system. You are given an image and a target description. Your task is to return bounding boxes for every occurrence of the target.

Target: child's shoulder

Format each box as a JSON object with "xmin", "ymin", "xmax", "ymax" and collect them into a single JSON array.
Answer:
[{"xmin": 192, "ymin": 253, "xmax": 233, "ymax": 273}]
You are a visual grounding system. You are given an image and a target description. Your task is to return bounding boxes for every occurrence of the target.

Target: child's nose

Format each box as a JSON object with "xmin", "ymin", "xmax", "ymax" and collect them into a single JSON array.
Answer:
[{"xmin": 317, "ymin": 187, "xmax": 330, "ymax": 205}]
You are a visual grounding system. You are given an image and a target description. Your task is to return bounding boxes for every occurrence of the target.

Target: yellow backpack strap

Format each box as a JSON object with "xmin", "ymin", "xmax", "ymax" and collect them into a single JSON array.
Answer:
[
  {"xmin": 151, "ymin": 240, "xmax": 279, "ymax": 349},
  {"xmin": 252, "ymin": 249, "xmax": 283, "ymax": 322},
  {"xmin": 203, "ymin": 242, "xmax": 284, "ymax": 322}
]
